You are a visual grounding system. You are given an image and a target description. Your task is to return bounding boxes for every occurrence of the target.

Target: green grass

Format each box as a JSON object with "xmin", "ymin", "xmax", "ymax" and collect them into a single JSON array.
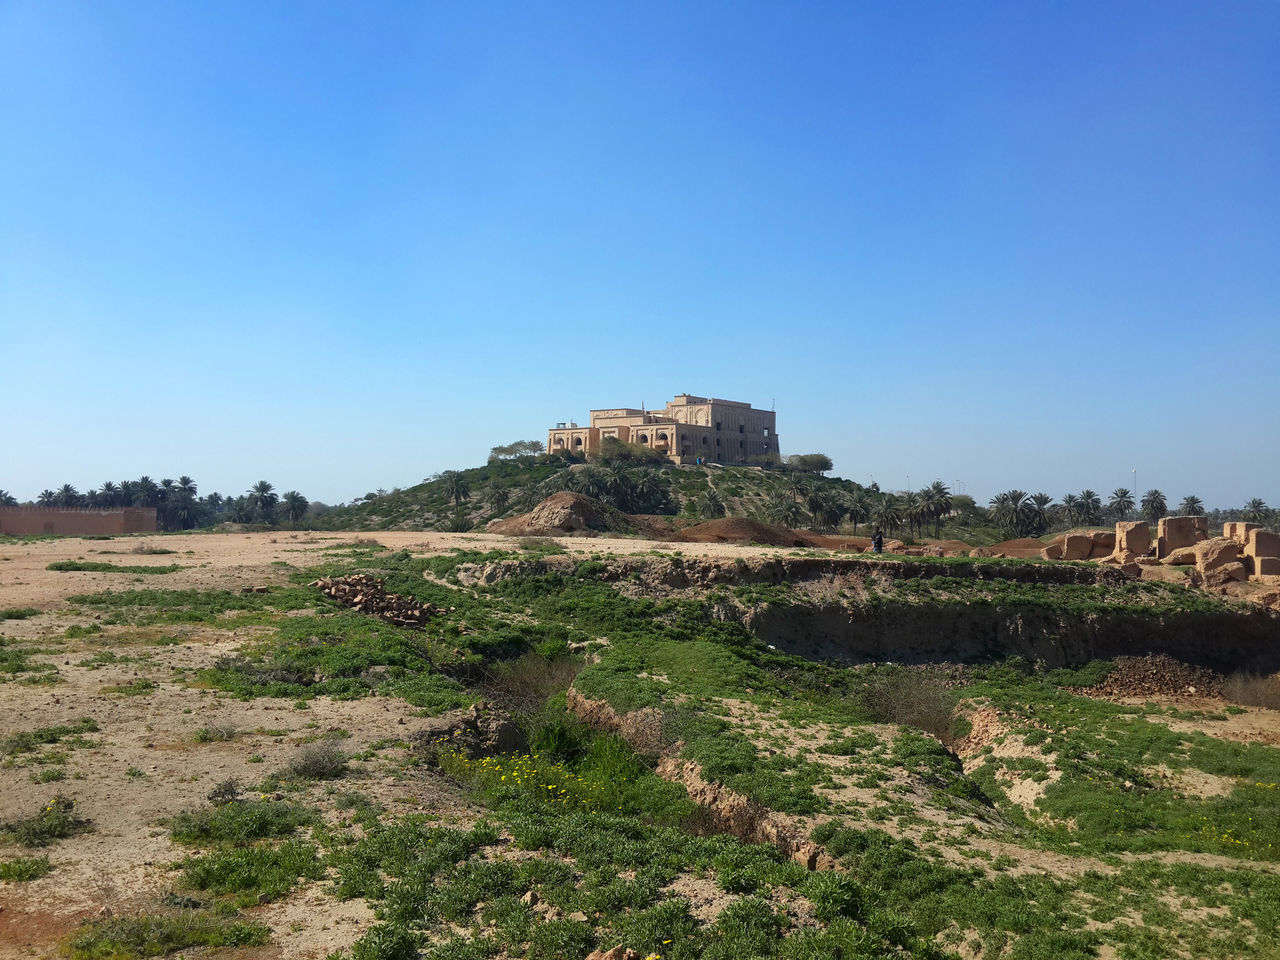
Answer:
[
  {"xmin": 1, "ymin": 717, "xmax": 98, "ymax": 756},
  {"xmin": 66, "ymin": 585, "xmax": 317, "ymax": 625},
  {"xmin": 168, "ymin": 799, "xmax": 318, "ymax": 847},
  {"xmin": 0, "ymin": 855, "xmax": 51, "ymax": 881},
  {"xmin": 2, "ymin": 795, "xmax": 91, "ymax": 847},
  {"xmin": 64, "ymin": 911, "xmax": 269, "ymax": 959},
  {"xmin": 101, "ymin": 677, "xmax": 157, "ymax": 696},
  {"xmin": 0, "ymin": 606, "xmax": 40, "ymax": 620},
  {"xmin": 180, "ymin": 840, "xmax": 324, "ymax": 904},
  {"xmin": 47, "ymin": 560, "xmax": 184, "ymax": 574}
]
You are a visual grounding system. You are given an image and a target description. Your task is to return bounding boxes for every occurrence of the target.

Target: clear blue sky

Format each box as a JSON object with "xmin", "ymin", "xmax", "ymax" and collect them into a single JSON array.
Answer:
[{"xmin": 2, "ymin": 2, "xmax": 1276, "ymax": 508}]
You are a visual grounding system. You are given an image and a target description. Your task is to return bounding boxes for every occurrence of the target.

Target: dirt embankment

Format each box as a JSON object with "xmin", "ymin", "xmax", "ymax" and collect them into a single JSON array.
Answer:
[{"xmin": 565, "ymin": 689, "xmax": 830, "ymax": 870}]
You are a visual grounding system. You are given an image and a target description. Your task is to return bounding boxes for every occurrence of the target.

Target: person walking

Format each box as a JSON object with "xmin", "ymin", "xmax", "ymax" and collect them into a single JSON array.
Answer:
[{"xmin": 871, "ymin": 528, "xmax": 883, "ymax": 554}]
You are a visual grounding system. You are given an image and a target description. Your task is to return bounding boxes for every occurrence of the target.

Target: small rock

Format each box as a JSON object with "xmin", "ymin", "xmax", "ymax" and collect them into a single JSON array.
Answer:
[{"xmin": 521, "ymin": 890, "xmax": 539, "ymax": 907}]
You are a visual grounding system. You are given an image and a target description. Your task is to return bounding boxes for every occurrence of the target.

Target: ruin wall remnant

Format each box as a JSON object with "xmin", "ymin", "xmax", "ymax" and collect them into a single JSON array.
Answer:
[{"xmin": 0, "ymin": 507, "xmax": 158, "ymax": 537}]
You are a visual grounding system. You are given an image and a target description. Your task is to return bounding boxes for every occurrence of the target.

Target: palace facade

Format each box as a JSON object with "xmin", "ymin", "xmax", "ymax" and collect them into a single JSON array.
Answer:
[{"xmin": 547, "ymin": 394, "xmax": 779, "ymax": 465}]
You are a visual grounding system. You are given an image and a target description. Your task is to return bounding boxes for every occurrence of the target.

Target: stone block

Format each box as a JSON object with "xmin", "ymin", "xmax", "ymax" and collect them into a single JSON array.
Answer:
[
  {"xmin": 1195, "ymin": 537, "xmax": 1240, "ymax": 573},
  {"xmin": 1041, "ymin": 542, "xmax": 1064, "ymax": 561},
  {"xmin": 1224, "ymin": 522, "xmax": 1261, "ymax": 544},
  {"xmin": 1115, "ymin": 521, "xmax": 1151, "ymax": 556},
  {"xmin": 1062, "ymin": 534, "xmax": 1093, "ymax": 561},
  {"xmin": 1157, "ymin": 516, "xmax": 1205, "ymax": 557},
  {"xmin": 1160, "ymin": 546, "xmax": 1198, "ymax": 566},
  {"xmin": 1245, "ymin": 528, "xmax": 1280, "ymax": 560}
]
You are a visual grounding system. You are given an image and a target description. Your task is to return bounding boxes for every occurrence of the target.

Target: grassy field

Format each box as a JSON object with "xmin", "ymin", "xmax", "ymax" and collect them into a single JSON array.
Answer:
[{"xmin": 4, "ymin": 533, "xmax": 1278, "ymax": 960}]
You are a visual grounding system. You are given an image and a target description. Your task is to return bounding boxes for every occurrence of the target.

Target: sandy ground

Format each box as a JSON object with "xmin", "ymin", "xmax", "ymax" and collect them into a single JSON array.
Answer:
[{"xmin": 0, "ymin": 529, "xmax": 843, "ymax": 959}]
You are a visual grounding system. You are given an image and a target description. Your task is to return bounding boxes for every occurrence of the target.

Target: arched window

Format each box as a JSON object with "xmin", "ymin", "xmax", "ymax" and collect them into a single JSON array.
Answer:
[
  {"xmin": 638, "ymin": 433, "xmax": 649, "ymax": 443},
  {"xmin": 657, "ymin": 432, "xmax": 668, "ymax": 443},
  {"xmin": 574, "ymin": 437, "xmax": 583, "ymax": 447},
  {"xmin": 555, "ymin": 438, "xmax": 565, "ymax": 447}
]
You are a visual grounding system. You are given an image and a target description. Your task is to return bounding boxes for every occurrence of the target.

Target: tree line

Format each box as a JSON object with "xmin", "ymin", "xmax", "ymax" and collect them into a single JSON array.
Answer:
[{"xmin": 0, "ymin": 478, "xmax": 312, "ymax": 531}]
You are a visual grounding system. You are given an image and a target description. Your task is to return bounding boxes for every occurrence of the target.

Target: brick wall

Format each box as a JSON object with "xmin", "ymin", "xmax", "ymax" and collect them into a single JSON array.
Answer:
[{"xmin": 0, "ymin": 507, "xmax": 158, "ymax": 537}]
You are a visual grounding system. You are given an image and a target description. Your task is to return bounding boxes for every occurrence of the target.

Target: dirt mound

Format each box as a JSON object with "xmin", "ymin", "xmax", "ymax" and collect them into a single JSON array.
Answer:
[
  {"xmin": 988, "ymin": 537, "xmax": 1050, "ymax": 558},
  {"xmin": 924, "ymin": 539, "xmax": 973, "ymax": 556},
  {"xmin": 674, "ymin": 517, "xmax": 824, "ymax": 548},
  {"xmin": 1074, "ymin": 654, "xmax": 1223, "ymax": 699},
  {"xmin": 488, "ymin": 492, "xmax": 631, "ymax": 537}
]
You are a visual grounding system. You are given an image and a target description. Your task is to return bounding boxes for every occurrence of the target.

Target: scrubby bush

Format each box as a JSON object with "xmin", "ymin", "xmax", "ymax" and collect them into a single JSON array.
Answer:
[{"xmin": 287, "ymin": 741, "xmax": 348, "ymax": 779}]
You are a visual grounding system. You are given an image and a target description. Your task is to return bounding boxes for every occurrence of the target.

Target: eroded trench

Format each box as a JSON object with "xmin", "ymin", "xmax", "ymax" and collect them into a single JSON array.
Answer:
[{"xmin": 458, "ymin": 553, "xmax": 1280, "ymax": 672}]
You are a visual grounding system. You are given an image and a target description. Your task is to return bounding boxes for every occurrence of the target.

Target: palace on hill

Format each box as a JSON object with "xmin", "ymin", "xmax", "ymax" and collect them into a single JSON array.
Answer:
[{"xmin": 547, "ymin": 394, "xmax": 779, "ymax": 465}]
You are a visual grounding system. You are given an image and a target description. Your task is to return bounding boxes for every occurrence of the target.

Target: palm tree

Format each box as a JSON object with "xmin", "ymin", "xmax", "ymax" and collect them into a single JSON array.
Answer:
[
  {"xmin": 0, "ymin": 490, "xmax": 17, "ymax": 506},
  {"xmin": 440, "ymin": 471, "xmax": 471, "ymax": 507},
  {"xmin": 134, "ymin": 476, "xmax": 159, "ymax": 508},
  {"xmin": 870, "ymin": 494, "xmax": 902, "ymax": 536},
  {"xmin": 765, "ymin": 489, "xmax": 805, "ymax": 528},
  {"xmin": 1177, "ymin": 495, "xmax": 1204, "ymax": 516},
  {"xmin": 1140, "ymin": 489, "xmax": 1167, "ymax": 524},
  {"xmin": 281, "ymin": 491, "xmax": 309, "ymax": 527},
  {"xmin": 811, "ymin": 490, "xmax": 846, "ymax": 533},
  {"xmin": 483, "ymin": 484, "xmax": 511, "ymax": 517},
  {"xmin": 990, "ymin": 490, "xmax": 1033, "ymax": 537},
  {"xmin": 631, "ymin": 468, "xmax": 663, "ymax": 511},
  {"xmin": 55, "ymin": 484, "xmax": 80, "ymax": 507},
  {"xmin": 1027, "ymin": 493, "xmax": 1054, "ymax": 536},
  {"xmin": 1243, "ymin": 498, "xmax": 1270, "ymax": 525},
  {"xmin": 698, "ymin": 489, "xmax": 726, "ymax": 520},
  {"xmin": 515, "ymin": 484, "xmax": 541, "ymax": 513},
  {"xmin": 900, "ymin": 490, "xmax": 923, "ymax": 538},
  {"xmin": 99, "ymin": 481, "xmax": 120, "ymax": 507},
  {"xmin": 178, "ymin": 476, "xmax": 198, "ymax": 497},
  {"xmin": 927, "ymin": 480, "xmax": 952, "ymax": 536},
  {"xmin": 37, "ymin": 489, "xmax": 57, "ymax": 506},
  {"xmin": 1060, "ymin": 493, "xmax": 1079, "ymax": 527},
  {"xmin": 1108, "ymin": 488, "xmax": 1135, "ymax": 521},
  {"xmin": 1077, "ymin": 490, "xmax": 1103, "ymax": 526},
  {"xmin": 845, "ymin": 489, "xmax": 871, "ymax": 535},
  {"xmin": 250, "ymin": 480, "xmax": 279, "ymax": 524}
]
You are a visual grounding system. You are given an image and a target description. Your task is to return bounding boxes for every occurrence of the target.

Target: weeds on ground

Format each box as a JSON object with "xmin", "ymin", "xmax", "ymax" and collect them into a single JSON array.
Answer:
[
  {"xmin": 1224, "ymin": 672, "xmax": 1280, "ymax": 709},
  {"xmin": 0, "ymin": 855, "xmax": 51, "ymax": 881},
  {"xmin": 180, "ymin": 840, "xmax": 324, "ymax": 904},
  {"xmin": 47, "ymin": 561, "xmax": 184, "ymax": 574},
  {"xmin": 101, "ymin": 677, "xmax": 157, "ymax": 696},
  {"xmin": 64, "ymin": 910, "xmax": 269, "ymax": 959},
  {"xmin": 2, "ymin": 795, "xmax": 90, "ymax": 847},
  {"xmin": 169, "ymin": 798, "xmax": 318, "ymax": 847},
  {"xmin": 0, "ymin": 606, "xmax": 40, "ymax": 620},
  {"xmin": 1, "ymin": 717, "xmax": 98, "ymax": 756},
  {"xmin": 285, "ymin": 741, "xmax": 348, "ymax": 780}
]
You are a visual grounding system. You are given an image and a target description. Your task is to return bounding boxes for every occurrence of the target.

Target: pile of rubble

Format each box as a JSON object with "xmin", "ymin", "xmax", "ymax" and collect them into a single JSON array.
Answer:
[
  {"xmin": 1073, "ymin": 654, "xmax": 1223, "ymax": 699},
  {"xmin": 308, "ymin": 574, "xmax": 440, "ymax": 628}
]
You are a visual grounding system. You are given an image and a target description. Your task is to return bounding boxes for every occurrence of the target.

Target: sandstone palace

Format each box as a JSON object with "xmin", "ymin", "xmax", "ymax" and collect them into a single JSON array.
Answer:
[{"xmin": 547, "ymin": 394, "xmax": 779, "ymax": 465}]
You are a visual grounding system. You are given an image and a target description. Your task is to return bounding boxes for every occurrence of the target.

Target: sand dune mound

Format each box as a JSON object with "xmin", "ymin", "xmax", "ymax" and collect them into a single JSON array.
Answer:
[{"xmin": 674, "ymin": 517, "xmax": 825, "ymax": 547}]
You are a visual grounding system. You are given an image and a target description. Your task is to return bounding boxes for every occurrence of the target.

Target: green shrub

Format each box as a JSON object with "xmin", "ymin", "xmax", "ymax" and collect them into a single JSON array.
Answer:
[
  {"xmin": 0, "ymin": 607, "xmax": 40, "ymax": 620},
  {"xmin": 0, "ymin": 855, "xmax": 51, "ymax": 881},
  {"xmin": 287, "ymin": 741, "xmax": 347, "ymax": 779},
  {"xmin": 2, "ymin": 795, "xmax": 90, "ymax": 847},
  {"xmin": 169, "ymin": 799, "xmax": 317, "ymax": 846},
  {"xmin": 180, "ymin": 840, "xmax": 323, "ymax": 902},
  {"xmin": 1, "ymin": 718, "xmax": 98, "ymax": 756},
  {"xmin": 64, "ymin": 911, "xmax": 268, "ymax": 959}
]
